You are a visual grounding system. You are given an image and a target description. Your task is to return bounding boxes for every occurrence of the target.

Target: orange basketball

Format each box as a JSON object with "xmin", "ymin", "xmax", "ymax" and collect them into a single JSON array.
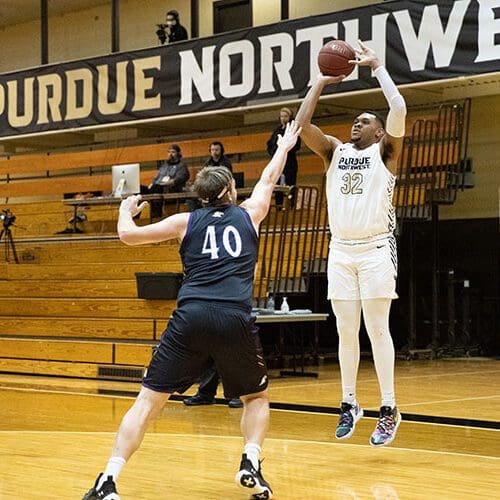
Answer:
[{"xmin": 317, "ymin": 40, "xmax": 356, "ymax": 77}]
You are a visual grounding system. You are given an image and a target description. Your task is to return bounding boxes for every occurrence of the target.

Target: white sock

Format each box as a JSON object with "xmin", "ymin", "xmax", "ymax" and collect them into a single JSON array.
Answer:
[
  {"xmin": 97, "ymin": 456, "xmax": 126, "ymax": 489},
  {"xmin": 382, "ymin": 392, "xmax": 396, "ymax": 409},
  {"xmin": 244, "ymin": 443, "xmax": 261, "ymax": 470},
  {"xmin": 342, "ymin": 389, "xmax": 357, "ymax": 406}
]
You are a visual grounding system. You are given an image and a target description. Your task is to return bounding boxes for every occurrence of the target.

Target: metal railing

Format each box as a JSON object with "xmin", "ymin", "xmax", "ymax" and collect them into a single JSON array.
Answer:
[
  {"xmin": 395, "ymin": 99, "xmax": 471, "ymax": 223},
  {"xmin": 255, "ymin": 186, "xmax": 327, "ymax": 306}
]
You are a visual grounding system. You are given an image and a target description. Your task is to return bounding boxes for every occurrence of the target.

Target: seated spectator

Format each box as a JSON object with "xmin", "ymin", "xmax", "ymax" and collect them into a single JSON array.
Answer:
[
  {"xmin": 156, "ymin": 10, "xmax": 188, "ymax": 45},
  {"xmin": 203, "ymin": 141, "xmax": 233, "ymax": 171},
  {"xmin": 141, "ymin": 144, "xmax": 189, "ymax": 219}
]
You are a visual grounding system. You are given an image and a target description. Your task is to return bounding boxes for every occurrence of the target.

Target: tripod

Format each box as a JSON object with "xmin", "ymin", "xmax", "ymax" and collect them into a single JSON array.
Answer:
[{"xmin": 0, "ymin": 225, "xmax": 19, "ymax": 263}]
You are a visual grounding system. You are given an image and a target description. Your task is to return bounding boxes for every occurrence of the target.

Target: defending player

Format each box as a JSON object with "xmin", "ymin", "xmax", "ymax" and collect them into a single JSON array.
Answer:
[{"xmin": 83, "ymin": 121, "xmax": 301, "ymax": 500}]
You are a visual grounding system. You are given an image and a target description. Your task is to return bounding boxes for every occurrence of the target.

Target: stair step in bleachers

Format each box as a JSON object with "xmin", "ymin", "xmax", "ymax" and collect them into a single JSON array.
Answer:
[
  {"xmin": 0, "ymin": 262, "xmax": 182, "ymax": 280},
  {"xmin": 0, "ymin": 337, "xmax": 155, "ymax": 366},
  {"xmin": 0, "ymin": 279, "xmax": 138, "ymax": 298},
  {"xmin": 0, "ymin": 316, "xmax": 159, "ymax": 340},
  {"xmin": 0, "ymin": 297, "xmax": 174, "ymax": 319},
  {"xmin": 14, "ymin": 240, "xmax": 178, "ymax": 264}
]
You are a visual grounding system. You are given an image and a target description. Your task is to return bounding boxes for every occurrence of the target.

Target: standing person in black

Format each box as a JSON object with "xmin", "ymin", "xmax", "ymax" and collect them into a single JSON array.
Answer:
[
  {"xmin": 267, "ymin": 107, "xmax": 301, "ymax": 207},
  {"xmin": 142, "ymin": 144, "xmax": 189, "ymax": 219},
  {"xmin": 83, "ymin": 121, "xmax": 301, "ymax": 500},
  {"xmin": 156, "ymin": 10, "xmax": 188, "ymax": 45}
]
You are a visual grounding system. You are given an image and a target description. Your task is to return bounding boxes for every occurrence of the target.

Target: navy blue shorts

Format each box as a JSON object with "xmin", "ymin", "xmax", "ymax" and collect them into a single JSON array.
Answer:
[{"xmin": 142, "ymin": 300, "xmax": 268, "ymax": 399}]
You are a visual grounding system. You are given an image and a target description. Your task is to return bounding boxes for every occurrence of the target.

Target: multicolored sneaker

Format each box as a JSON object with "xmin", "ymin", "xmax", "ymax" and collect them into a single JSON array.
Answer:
[
  {"xmin": 370, "ymin": 406, "xmax": 402, "ymax": 447},
  {"xmin": 335, "ymin": 402, "xmax": 363, "ymax": 439},
  {"xmin": 235, "ymin": 453, "xmax": 273, "ymax": 499},
  {"xmin": 82, "ymin": 473, "xmax": 120, "ymax": 500}
]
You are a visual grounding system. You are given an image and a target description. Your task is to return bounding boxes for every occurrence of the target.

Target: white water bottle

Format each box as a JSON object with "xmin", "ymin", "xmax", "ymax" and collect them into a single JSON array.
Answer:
[
  {"xmin": 281, "ymin": 296, "xmax": 290, "ymax": 313},
  {"xmin": 267, "ymin": 295, "xmax": 275, "ymax": 311}
]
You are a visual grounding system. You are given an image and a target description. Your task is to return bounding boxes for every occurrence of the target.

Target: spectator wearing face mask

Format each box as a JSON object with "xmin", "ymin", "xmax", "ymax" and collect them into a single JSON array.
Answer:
[{"xmin": 156, "ymin": 9, "xmax": 188, "ymax": 45}]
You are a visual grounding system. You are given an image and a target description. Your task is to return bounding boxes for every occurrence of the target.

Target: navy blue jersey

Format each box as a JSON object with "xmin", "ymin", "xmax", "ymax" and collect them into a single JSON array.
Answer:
[{"xmin": 177, "ymin": 204, "xmax": 258, "ymax": 308}]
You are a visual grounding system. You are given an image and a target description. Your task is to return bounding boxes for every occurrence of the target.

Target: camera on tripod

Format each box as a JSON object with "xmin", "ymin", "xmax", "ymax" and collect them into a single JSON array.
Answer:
[
  {"xmin": 0, "ymin": 209, "xmax": 16, "ymax": 229},
  {"xmin": 0, "ymin": 208, "xmax": 18, "ymax": 263}
]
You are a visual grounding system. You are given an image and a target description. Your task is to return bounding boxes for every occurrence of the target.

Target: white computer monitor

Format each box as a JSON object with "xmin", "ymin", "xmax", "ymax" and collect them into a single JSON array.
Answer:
[{"xmin": 112, "ymin": 163, "xmax": 140, "ymax": 197}]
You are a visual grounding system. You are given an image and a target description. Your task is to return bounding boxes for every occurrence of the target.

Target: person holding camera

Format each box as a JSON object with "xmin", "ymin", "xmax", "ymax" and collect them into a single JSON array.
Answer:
[{"xmin": 156, "ymin": 10, "xmax": 188, "ymax": 45}]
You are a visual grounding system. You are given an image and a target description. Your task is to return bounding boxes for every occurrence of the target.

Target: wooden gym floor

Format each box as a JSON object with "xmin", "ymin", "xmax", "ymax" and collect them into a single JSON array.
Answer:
[{"xmin": 0, "ymin": 358, "xmax": 498, "ymax": 499}]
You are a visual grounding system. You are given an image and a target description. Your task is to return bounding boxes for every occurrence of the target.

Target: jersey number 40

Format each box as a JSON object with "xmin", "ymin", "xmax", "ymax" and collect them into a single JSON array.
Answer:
[{"xmin": 202, "ymin": 225, "xmax": 242, "ymax": 259}]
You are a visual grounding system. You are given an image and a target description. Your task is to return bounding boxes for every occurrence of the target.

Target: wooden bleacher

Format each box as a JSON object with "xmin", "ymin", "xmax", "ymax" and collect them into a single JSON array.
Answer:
[
  {"xmin": 0, "ymin": 102, "xmax": 472, "ymax": 380},
  {"xmin": 0, "ymin": 112, "xmax": 444, "ymax": 201},
  {"xmin": 0, "ymin": 238, "xmax": 176, "ymax": 380}
]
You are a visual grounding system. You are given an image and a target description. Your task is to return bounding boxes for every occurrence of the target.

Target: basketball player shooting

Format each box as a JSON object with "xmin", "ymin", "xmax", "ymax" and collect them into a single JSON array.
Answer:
[{"xmin": 295, "ymin": 40, "xmax": 407, "ymax": 446}]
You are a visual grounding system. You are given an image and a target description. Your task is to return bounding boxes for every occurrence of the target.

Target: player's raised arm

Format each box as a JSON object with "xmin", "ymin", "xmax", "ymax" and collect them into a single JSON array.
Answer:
[
  {"xmin": 240, "ymin": 121, "xmax": 301, "ymax": 228},
  {"xmin": 295, "ymin": 73, "xmax": 345, "ymax": 168},
  {"xmin": 350, "ymin": 40, "xmax": 407, "ymax": 174}
]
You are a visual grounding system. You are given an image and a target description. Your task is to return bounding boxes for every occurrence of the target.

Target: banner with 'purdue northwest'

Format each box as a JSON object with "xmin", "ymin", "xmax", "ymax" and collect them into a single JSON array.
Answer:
[{"xmin": 0, "ymin": 0, "xmax": 498, "ymax": 138}]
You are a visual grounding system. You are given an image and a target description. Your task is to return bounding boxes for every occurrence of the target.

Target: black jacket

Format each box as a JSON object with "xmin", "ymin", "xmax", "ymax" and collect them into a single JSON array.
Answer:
[
  {"xmin": 167, "ymin": 24, "xmax": 188, "ymax": 44},
  {"xmin": 203, "ymin": 155, "xmax": 233, "ymax": 172},
  {"xmin": 267, "ymin": 125, "xmax": 301, "ymax": 174}
]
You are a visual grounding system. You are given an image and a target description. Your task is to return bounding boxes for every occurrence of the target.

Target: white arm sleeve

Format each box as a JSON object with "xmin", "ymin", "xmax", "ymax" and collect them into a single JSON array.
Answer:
[{"xmin": 374, "ymin": 66, "xmax": 407, "ymax": 138}]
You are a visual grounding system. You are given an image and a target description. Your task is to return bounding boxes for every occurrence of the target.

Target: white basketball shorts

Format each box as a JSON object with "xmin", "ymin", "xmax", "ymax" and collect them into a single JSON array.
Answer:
[{"xmin": 327, "ymin": 235, "xmax": 398, "ymax": 301}]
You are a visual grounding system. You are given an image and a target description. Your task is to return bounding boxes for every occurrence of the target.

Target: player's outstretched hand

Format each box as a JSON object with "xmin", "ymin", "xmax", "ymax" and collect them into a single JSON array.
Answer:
[
  {"xmin": 316, "ymin": 73, "xmax": 346, "ymax": 87},
  {"xmin": 349, "ymin": 40, "xmax": 380, "ymax": 69},
  {"xmin": 120, "ymin": 194, "xmax": 148, "ymax": 217},
  {"xmin": 276, "ymin": 120, "xmax": 302, "ymax": 152}
]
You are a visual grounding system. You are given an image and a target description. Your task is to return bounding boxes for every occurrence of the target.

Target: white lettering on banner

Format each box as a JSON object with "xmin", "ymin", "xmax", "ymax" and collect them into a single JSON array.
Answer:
[
  {"xmin": 132, "ymin": 56, "xmax": 161, "ymax": 111},
  {"xmin": 37, "ymin": 74, "xmax": 63, "ymax": 124},
  {"xmin": 475, "ymin": 0, "xmax": 500, "ymax": 62},
  {"xmin": 394, "ymin": 1, "xmax": 470, "ymax": 71},
  {"xmin": 179, "ymin": 46, "xmax": 216, "ymax": 105},
  {"xmin": 343, "ymin": 14, "xmax": 389, "ymax": 81},
  {"xmin": 219, "ymin": 40, "xmax": 255, "ymax": 98},
  {"xmin": 97, "ymin": 61, "xmax": 128, "ymax": 115},
  {"xmin": 66, "ymin": 68, "xmax": 93, "ymax": 120},
  {"xmin": 258, "ymin": 32, "xmax": 295, "ymax": 93},
  {"xmin": 296, "ymin": 23, "xmax": 338, "ymax": 85},
  {"xmin": 7, "ymin": 79, "xmax": 34, "ymax": 127}
]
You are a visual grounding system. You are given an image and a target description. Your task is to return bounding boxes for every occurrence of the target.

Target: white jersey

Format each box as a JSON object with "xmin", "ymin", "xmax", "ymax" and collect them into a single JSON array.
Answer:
[{"xmin": 326, "ymin": 142, "xmax": 396, "ymax": 241}]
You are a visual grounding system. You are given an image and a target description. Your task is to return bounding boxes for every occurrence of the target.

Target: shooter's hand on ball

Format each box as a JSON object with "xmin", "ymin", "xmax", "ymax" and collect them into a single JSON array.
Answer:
[{"xmin": 349, "ymin": 40, "xmax": 381, "ymax": 70}]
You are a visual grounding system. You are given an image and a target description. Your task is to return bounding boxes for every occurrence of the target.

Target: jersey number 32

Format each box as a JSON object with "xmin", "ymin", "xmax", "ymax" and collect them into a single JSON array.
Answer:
[{"xmin": 340, "ymin": 172, "xmax": 364, "ymax": 195}]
